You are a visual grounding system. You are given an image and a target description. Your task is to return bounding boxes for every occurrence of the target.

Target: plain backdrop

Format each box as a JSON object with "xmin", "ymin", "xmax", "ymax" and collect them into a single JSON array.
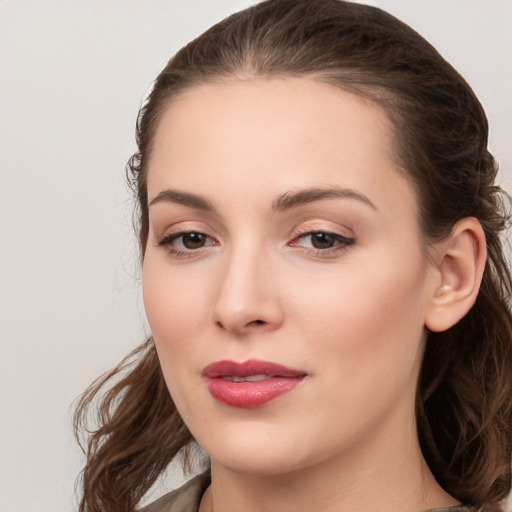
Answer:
[{"xmin": 1, "ymin": 1, "xmax": 511, "ymax": 511}]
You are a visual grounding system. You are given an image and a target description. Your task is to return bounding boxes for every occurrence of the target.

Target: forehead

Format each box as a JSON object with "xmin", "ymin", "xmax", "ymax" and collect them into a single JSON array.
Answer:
[
  {"xmin": 151, "ymin": 77, "xmax": 394, "ymax": 167},
  {"xmin": 147, "ymin": 77, "xmax": 416, "ymax": 221}
]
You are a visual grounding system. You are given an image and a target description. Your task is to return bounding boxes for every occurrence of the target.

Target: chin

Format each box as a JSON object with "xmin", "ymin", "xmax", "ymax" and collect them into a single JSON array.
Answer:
[
  {"xmin": 210, "ymin": 450, "xmax": 307, "ymax": 477},
  {"xmin": 196, "ymin": 424, "xmax": 330, "ymax": 478},
  {"xmin": 192, "ymin": 424, "xmax": 296, "ymax": 474}
]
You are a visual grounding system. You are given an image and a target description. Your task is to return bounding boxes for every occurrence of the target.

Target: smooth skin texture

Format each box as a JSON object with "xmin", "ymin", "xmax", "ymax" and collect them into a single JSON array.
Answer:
[{"xmin": 142, "ymin": 78, "xmax": 486, "ymax": 512}]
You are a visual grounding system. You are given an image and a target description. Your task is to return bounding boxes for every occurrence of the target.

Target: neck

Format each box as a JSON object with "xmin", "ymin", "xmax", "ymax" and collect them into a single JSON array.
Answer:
[{"xmin": 200, "ymin": 409, "xmax": 458, "ymax": 512}]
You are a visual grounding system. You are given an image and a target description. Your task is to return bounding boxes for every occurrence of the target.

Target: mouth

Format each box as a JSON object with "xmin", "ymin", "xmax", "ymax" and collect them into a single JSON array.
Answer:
[
  {"xmin": 202, "ymin": 359, "xmax": 307, "ymax": 408},
  {"xmin": 220, "ymin": 374, "xmax": 276, "ymax": 382}
]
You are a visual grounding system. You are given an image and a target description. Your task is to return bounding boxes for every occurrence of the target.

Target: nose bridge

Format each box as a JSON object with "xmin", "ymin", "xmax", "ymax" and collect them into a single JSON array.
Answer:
[{"xmin": 212, "ymin": 235, "xmax": 282, "ymax": 334}]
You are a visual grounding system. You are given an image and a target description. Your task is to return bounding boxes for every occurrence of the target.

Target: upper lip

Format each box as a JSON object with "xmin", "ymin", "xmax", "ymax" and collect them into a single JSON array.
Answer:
[{"xmin": 202, "ymin": 359, "xmax": 306, "ymax": 378}]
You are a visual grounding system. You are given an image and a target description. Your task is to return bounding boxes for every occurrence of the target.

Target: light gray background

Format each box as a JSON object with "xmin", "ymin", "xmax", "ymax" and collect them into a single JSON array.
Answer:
[{"xmin": 1, "ymin": 1, "xmax": 511, "ymax": 511}]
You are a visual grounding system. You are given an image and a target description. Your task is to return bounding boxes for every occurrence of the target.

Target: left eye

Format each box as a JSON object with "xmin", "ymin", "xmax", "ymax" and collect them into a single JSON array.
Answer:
[
  {"xmin": 293, "ymin": 231, "xmax": 354, "ymax": 250},
  {"xmin": 177, "ymin": 232, "xmax": 209, "ymax": 249},
  {"xmin": 158, "ymin": 231, "xmax": 215, "ymax": 252}
]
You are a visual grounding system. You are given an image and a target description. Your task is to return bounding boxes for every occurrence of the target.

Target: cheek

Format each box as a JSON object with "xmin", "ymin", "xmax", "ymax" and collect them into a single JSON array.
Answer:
[
  {"xmin": 142, "ymin": 254, "xmax": 209, "ymax": 341},
  {"xmin": 142, "ymin": 256, "xmax": 208, "ymax": 398},
  {"xmin": 301, "ymin": 255, "xmax": 428, "ymax": 387},
  {"xmin": 142, "ymin": 256, "xmax": 208, "ymax": 409}
]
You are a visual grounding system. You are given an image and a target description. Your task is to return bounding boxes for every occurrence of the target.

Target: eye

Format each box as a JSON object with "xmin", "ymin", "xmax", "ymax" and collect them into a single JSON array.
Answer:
[
  {"xmin": 177, "ymin": 232, "xmax": 208, "ymax": 249},
  {"xmin": 305, "ymin": 232, "xmax": 342, "ymax": 249},
  {"xmin": 291, "ymin": 230, "xmax": 354, "ymax": 254},
  {"xmin": 158, "ymin": 231, "xmax": 217, "ymax": 256}
]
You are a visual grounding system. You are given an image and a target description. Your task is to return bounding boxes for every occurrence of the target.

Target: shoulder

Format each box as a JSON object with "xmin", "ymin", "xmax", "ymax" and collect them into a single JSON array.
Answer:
[{"xmin": 141, "ymin": 472, "xmax": 211, "ymax": 512}]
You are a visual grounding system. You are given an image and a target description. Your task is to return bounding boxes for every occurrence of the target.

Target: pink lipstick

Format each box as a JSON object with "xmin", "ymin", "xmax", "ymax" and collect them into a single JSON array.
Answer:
[{"xmin": 203, "ymin": 359, "xmax": 306, "ymax": 408}]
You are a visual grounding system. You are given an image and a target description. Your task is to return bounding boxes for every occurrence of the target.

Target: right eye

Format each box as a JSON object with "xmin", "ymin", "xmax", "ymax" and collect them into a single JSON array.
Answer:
[{"xmin": 158, "ymin": 231, "xmax": 217, "ymax": 256}]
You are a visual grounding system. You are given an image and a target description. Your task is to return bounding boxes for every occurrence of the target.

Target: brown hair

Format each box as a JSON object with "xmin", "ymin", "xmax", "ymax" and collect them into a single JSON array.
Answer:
[{"xmin": 74, "ymin": 1, "xmax": 512, "ymax": 511}]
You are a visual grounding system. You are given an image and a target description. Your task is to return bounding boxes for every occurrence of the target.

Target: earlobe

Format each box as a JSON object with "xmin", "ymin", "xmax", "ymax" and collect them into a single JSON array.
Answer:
[{"xmin": 425, "ymin": 217, "xmax": 487, "ymax": 333}]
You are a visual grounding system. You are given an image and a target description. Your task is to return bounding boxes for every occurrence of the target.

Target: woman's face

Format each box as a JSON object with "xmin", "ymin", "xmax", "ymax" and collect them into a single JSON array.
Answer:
[{"xmin": 143, "ymin": 78, "xmax": 436, "ymax": 476}]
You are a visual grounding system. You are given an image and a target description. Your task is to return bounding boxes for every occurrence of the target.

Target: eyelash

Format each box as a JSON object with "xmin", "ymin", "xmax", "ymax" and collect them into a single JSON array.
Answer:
[
  {"xmin": 157, "ymin": 229, "xmax": 355, "ymax": 258},
  {"xmin": 157, "ymin": 231, "xmax": 218, "ymax": 257},
  {"xmin": 290, "ymin": 230, "xmax": 355, "ymax": 257}
]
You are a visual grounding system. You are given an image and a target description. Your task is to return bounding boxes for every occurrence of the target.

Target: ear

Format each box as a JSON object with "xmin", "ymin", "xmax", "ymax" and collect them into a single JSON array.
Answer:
[{"xmin": 425, "ymin": 217, "xmax": 487, "ymax": 333}]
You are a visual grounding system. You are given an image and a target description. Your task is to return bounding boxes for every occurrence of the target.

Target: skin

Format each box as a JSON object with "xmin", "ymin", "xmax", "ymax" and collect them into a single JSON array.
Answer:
[{"xmin": 142, "ymin": 78, "xmax": 464, "ymax": 512}]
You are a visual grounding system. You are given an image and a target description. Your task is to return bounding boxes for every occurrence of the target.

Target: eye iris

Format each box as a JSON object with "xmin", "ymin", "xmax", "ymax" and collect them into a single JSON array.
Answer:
[
  {"xmin": 311, "ymin": 232, "xmax": 336, "ymax": 249},
  {"xmin": 182, "ymin": 232, "xmax": 206, "ymax": 249}
]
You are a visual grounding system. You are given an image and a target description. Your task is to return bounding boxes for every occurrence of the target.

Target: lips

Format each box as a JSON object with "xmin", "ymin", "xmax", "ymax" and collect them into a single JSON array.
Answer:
[{"xmin": 203, "ymin": 359, "xmax": 306, "ymax": 408}]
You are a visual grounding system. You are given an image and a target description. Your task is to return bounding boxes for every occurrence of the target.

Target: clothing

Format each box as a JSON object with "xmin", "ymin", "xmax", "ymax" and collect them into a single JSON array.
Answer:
[
  {"xmin": 141, "ymin": 472, "xmax": 476, "ymax": 512},
  {"xmin": 142, "ymin": 473, "xmax": 210, "ymax": 512}
]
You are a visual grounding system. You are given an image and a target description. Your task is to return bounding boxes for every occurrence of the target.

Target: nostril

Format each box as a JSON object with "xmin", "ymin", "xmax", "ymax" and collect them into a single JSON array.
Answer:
[{"xmin": 214, "ymin": 318, "xmax": 266, "ymax": 332}]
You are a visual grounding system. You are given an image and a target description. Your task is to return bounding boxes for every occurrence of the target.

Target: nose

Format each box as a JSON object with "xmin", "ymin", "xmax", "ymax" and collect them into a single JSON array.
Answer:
[{"xmin": 212, "ymin": 245, "xmax": 284, "ymax": 335}]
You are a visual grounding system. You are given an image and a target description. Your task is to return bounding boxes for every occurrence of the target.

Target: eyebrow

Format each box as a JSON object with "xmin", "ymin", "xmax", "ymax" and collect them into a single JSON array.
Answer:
[
  {"xmin": 148, "ymin": 186, "xmax": 376, "ymax": 212},
  {"xmin": 272, "ymin": 187, "xmax": 376, "ymax": 212},
  {"xmin": 149, "ymin": 189, "xmax": 214, "ymax": 210}
]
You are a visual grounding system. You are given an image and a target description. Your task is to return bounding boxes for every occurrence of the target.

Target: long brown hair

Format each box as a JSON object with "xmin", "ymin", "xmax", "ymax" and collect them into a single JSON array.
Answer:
[{"xmin": 74, "ymin": 1, "xmax": 512, "ymax": 510}]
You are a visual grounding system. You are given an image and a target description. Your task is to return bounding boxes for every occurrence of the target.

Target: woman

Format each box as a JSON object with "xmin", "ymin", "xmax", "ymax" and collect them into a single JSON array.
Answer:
[{"xmin": 74, "ymin": 1, "xmax": 512, "ymax": 511}]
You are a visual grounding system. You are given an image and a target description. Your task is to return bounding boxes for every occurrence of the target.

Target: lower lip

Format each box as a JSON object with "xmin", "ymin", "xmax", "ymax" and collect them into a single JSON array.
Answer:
[{"xmin": 206, "ymin": 377, "xmax": 304, "ymax": 408}]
